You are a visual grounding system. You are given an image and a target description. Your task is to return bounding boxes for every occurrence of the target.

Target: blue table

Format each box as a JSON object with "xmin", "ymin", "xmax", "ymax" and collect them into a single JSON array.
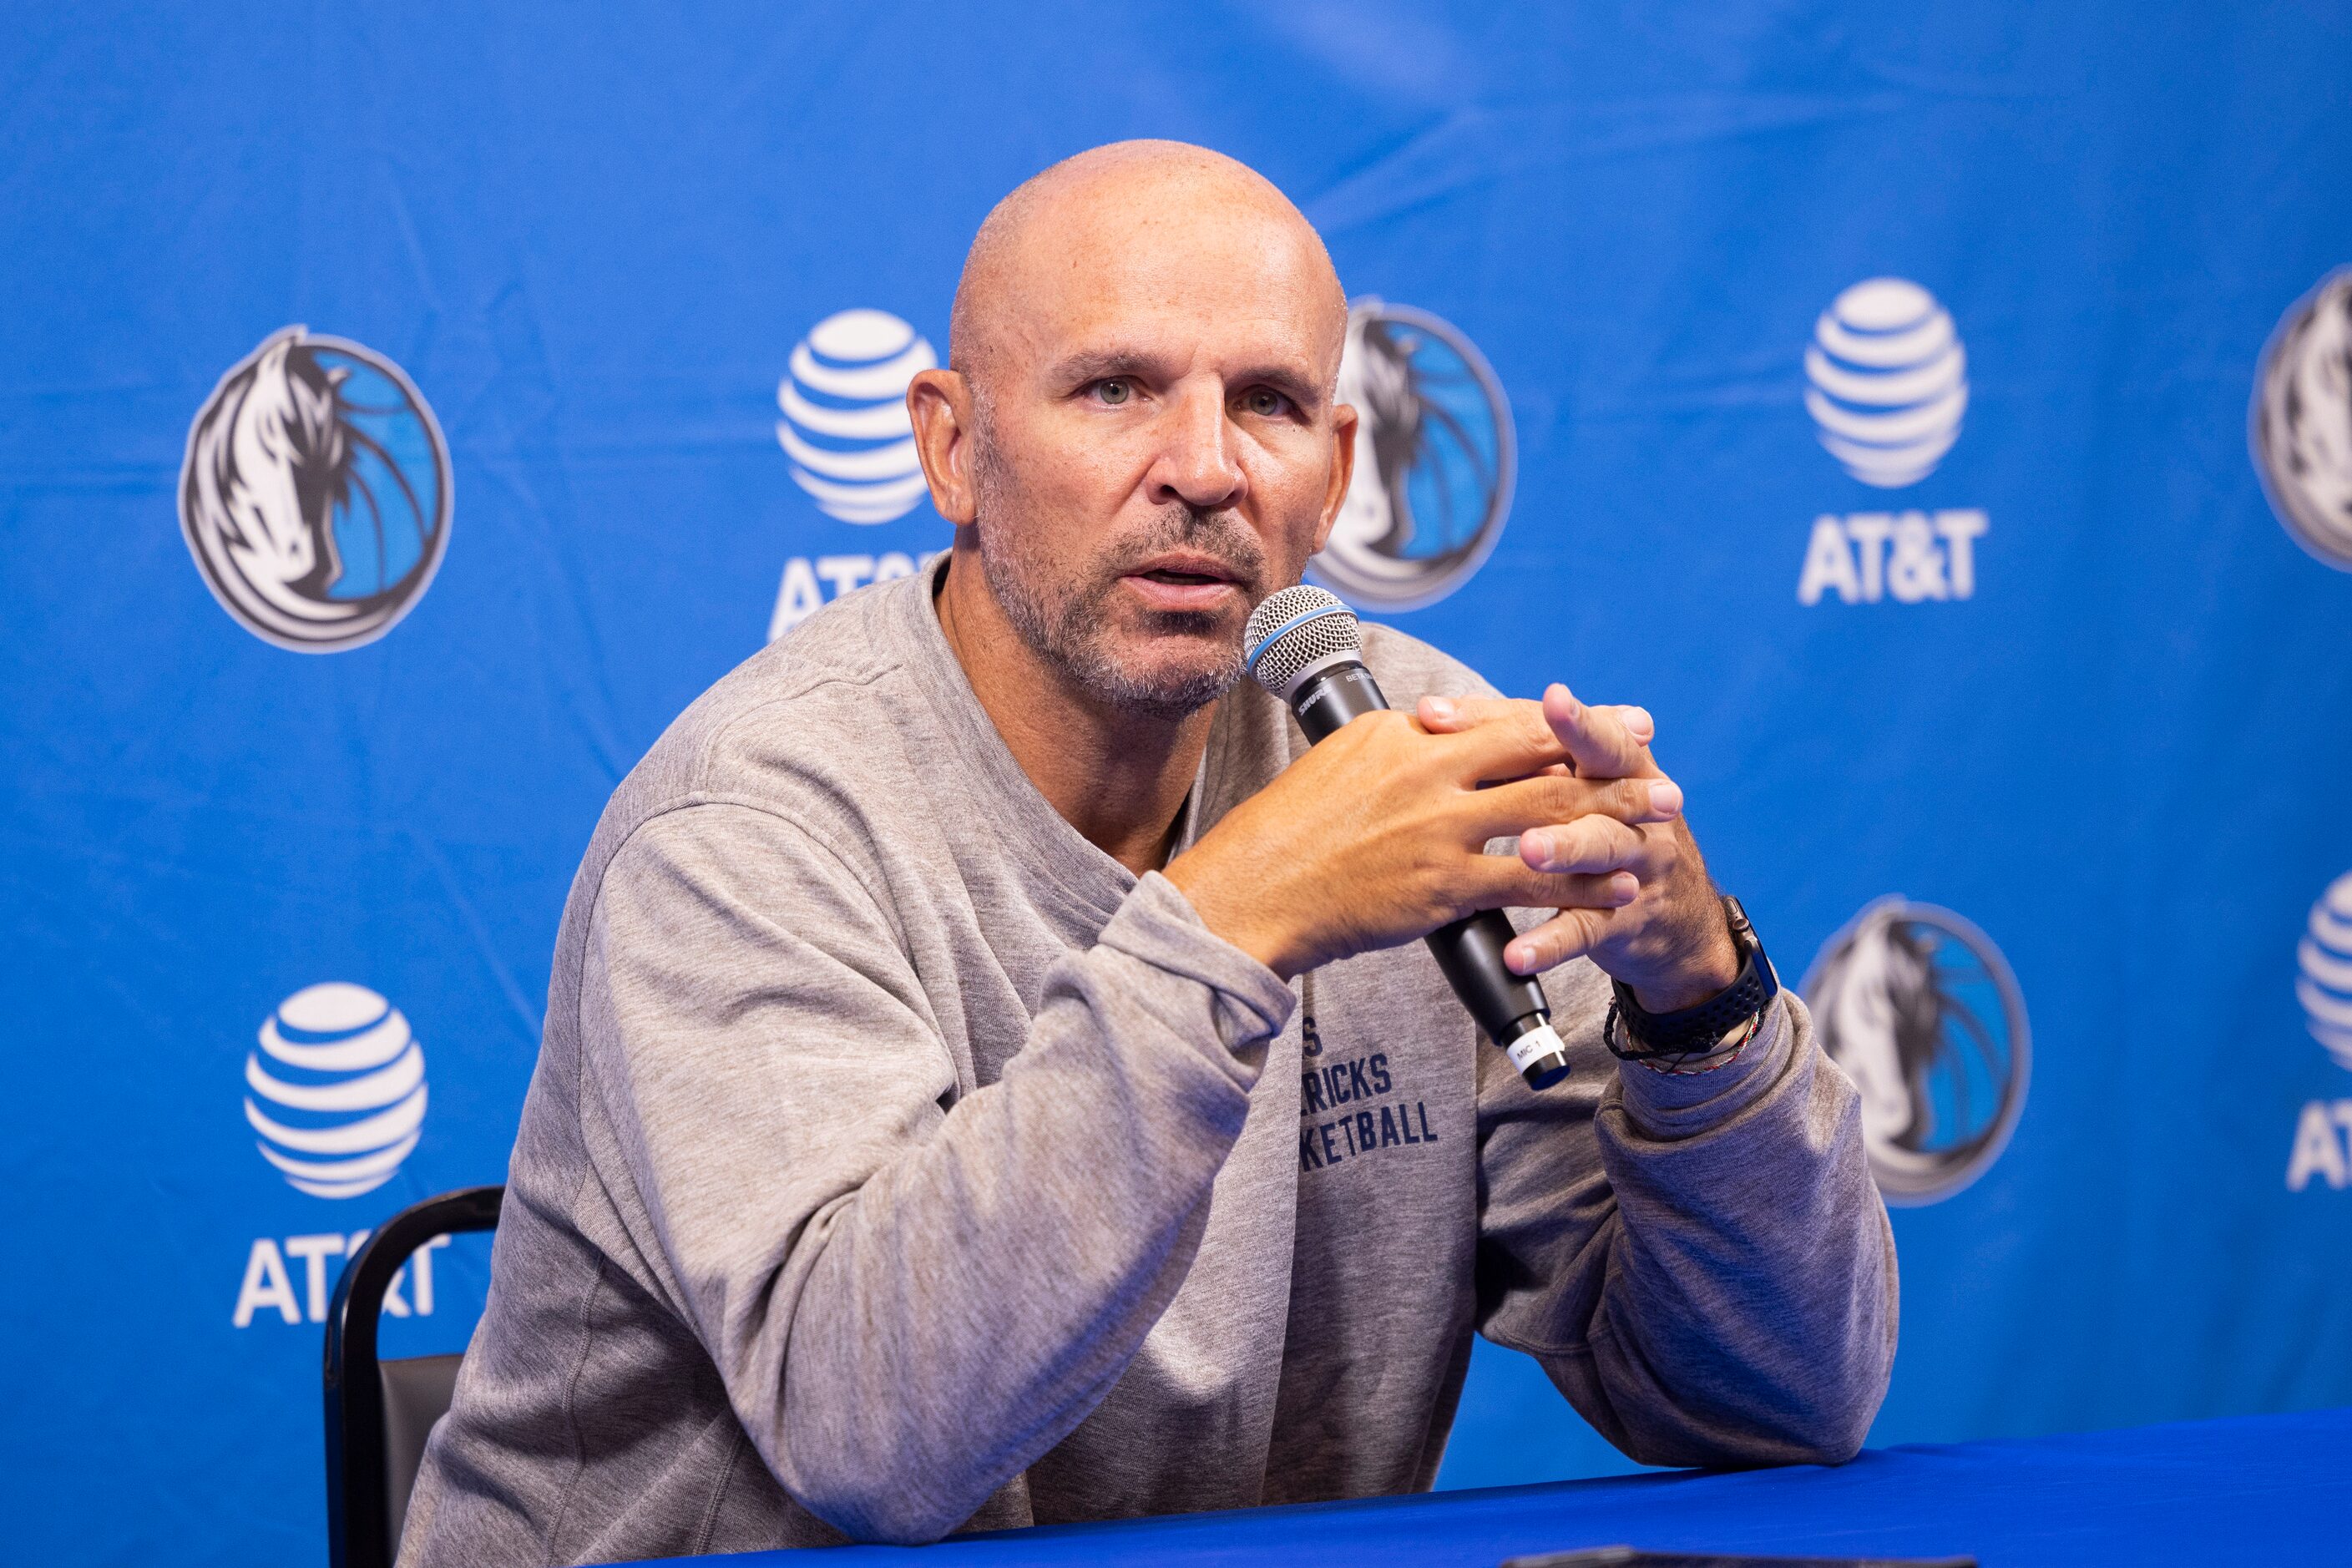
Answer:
[{"xmin": 674, "ymin": 1408, "xmax": 2350, "ymax": 1565}]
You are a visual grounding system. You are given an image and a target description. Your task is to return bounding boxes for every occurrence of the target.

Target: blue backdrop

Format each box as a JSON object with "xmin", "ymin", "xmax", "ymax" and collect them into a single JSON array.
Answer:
[{"xmin": 5, "ymin": 4, "xmax": 2351, "ymax": 1564}]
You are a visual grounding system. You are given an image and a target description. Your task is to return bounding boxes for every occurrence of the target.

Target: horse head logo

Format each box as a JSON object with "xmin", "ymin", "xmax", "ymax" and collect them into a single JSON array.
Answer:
[
  {"xmin": 1806, "ymin": 898, "xmax": 2030, "ymax": 1204},
  {"xmin": 180, "ymin": 328, "xmax": 450, "ymax": 650},
  {"xmin": 2252, "ymin": 268, "xmax": 2352, "ymax": 569},
  {"xmin": 1313, "ymin": 300, "xmax": 1514, "ymax": 610}
]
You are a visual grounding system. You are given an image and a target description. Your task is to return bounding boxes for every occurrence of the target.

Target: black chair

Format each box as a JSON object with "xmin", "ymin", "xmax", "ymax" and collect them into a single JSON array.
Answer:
[{"xmin": 325, "ymin": 1185, "xmax": 504, "ymax": 1568}]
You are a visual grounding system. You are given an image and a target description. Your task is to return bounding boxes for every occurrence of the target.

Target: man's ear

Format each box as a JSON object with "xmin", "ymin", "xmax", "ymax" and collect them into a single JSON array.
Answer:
[
  {"xmin": 908, "ymin": 369, "xmax": 978, "ymax": 525},
  {"xmin": 1312, "ymin": 402, "xmax": 1360, "ymax": 554}
]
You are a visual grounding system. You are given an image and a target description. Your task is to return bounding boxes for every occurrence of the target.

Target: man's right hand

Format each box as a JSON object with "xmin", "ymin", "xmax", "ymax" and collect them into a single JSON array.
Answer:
[{"xmin": 1163, "ymin": 701, "xmax": 1682, "ymax": 981}]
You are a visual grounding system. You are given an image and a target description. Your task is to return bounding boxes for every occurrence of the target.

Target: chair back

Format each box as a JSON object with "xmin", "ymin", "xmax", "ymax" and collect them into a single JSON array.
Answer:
[{"xmin": 324, "ymin": 1185, "xmax": 503, "ymax": 1568}]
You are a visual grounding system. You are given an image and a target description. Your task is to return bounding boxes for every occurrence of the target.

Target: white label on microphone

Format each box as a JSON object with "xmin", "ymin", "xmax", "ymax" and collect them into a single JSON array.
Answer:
[{"xmin": 1505, "ymin": 1023, "xmax": 1567, "ymax": 1073}]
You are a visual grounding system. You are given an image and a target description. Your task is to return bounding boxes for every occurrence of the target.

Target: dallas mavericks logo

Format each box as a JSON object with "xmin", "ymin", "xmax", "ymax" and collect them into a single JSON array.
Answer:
[
  {"xmin": 243, "ymin": 984, "xmax": 427, "ymax": 1199},
  {"xmin": 776, "ymin": 308, "xmax": 934, "ymax": 524},
  {"xmin": 180, "ymin": 328, "xmax": 452, "ymax": 651},
  {"xmin": 2251, "ymin": 269, "xmax": 2352, "ymax": 569},
  {"xmin": 1804, "ymin": 279, "xmax": 1969, "ymax": 488},
  {"xmin": 1313, "ymin": 299, "xmax": 1515, "ymax": 610},
  {"xmin": 1805, "ymin": 898, "xmax": 2029, "ymax": 1204},
  {"xmin": 2298, "ymin": 871, "xmax": 2352, "ymax": 1070}
]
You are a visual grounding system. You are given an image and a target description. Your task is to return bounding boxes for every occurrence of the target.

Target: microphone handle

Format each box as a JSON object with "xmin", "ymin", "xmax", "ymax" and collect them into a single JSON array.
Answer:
[{"xmin": 1287, "ymin": 660, "xmax": 1571, "ymax": 1090}]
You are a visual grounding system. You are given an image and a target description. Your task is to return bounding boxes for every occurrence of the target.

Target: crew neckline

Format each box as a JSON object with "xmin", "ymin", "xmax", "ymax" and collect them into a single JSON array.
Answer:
[{"xmin": 885, "ymin": 555, "xmax": 1217, "ymax": 932}]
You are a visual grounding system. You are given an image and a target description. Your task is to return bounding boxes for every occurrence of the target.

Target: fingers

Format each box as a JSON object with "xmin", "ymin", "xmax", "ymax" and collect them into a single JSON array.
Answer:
[
  {"xmin": 1462, "ymin": 857, "xmax": 1640, "ymax": 920},
  {"xmin": 1500, "ymin": 908, "xmax": 1615, "ymax": 975},
  {"xmin": 1516, "ymin": 815, "xmax": 1669, "ymax": 877},
  {"xmin": 1541, "ymin": 684, "xmax": 1658, "ymax": 779},
  {"xmin": 1418, "ymin": 691, "xmax": 1657, "ymax": 781},
  {"xmin": 1469, "ymin": 771, "xmax": 1683, "ymax": 842},
  {"xmin": 1417, "ymin": 694, "xmax": 1530, "ymax": 733},
  {"xmin": 1417, "ymin": 695, "xmax": 1569, "ymax": 781},
  {"xmin": 1461, "ymin": 853, "xmax": 1658, "ymax": 975}
]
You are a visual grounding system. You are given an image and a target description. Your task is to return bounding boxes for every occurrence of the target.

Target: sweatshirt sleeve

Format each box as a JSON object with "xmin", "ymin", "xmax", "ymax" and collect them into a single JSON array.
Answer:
[
  {"xmin": 1473, "ymin": 969, "xmax": 1898, "ymax": 1468},
  {"xmin": 574, "ymin": 802, "xmax": 1294, "ymax": 1545}
]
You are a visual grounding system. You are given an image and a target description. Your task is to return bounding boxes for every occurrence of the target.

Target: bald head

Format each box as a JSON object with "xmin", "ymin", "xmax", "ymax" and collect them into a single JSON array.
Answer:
[
  {"xmin": 949, "ymin": 141, "xmax": 1348, "ymax": 400},
  {"xmin": 909, "ymin": 140, "xmax": 1360, "ymax": 732}
]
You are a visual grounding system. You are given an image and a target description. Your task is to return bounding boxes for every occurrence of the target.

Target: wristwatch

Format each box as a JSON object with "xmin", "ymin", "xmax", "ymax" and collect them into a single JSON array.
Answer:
[{"xmin": 1603, "ymin": 896, "xmax": 1778, "ymax": 1073}]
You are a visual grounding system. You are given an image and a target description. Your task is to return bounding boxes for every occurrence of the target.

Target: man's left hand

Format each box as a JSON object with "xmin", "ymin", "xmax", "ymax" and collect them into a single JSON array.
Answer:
[{"xmin": 1417, "ymin": 685, "xmax": 1738, "ymax": 1014}]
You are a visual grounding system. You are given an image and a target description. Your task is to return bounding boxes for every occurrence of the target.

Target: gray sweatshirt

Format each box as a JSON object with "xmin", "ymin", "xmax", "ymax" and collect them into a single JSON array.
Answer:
[{"xmin": 399, "ymin": 561, "xmax": 1895, "ymax": 1565}]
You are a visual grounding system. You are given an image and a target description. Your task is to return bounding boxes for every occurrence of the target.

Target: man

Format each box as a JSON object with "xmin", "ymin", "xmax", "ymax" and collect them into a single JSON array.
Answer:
[{"xmin": 402, "ymin": 141, "xmax": 1895, "ymax": 1565}]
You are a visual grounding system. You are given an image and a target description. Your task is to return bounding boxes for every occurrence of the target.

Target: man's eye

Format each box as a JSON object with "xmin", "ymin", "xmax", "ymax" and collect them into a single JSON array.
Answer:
[
  {"xmin": 1095, "ymin": 379, "xmax": 1132, "ymax": 406},
  {"xmin": 1243, "ymin": 387, "xmax": 1291, "ymax": 417}
]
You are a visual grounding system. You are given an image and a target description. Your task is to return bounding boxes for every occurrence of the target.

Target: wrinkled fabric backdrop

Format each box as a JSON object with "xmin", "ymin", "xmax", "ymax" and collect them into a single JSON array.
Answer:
[{"xmin": 3, "ymin": 3, "xmax": 2350, "ymax": 1565}]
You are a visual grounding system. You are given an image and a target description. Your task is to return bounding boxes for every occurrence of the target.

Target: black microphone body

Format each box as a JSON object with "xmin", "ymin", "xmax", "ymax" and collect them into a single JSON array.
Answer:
[{"xmin": 1277, "ymin": 633, "xmax": 1572, "ymax": 1091}]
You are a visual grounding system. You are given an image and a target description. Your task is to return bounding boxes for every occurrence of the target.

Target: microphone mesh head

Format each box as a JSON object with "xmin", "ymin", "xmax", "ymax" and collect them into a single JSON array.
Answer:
[{"xmin": 1245, "ymin": 584, "xmax": 1362, "ymax": 695}]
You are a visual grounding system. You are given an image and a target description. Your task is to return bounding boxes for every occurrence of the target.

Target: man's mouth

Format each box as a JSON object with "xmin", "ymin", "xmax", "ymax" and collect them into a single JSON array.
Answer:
[
  {"xmin": 1120, "ymin": 556, "xmax": 1247, "ymax": 614},
  {"xmin": 1127, "ymin": 551, "xmax": 1244, "ymax": 587}
]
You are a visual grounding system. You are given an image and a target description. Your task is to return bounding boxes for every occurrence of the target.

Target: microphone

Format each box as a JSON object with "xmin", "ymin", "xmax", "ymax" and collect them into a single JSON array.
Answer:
[{"xmin": 1243, "ymin": 585, "xmax": 1571, "ymax": 1090}]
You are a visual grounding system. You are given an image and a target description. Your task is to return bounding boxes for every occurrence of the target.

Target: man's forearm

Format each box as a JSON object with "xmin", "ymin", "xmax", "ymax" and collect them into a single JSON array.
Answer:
[
  {"xmin": 1479, "ymin": 989, "xmax": 1896, "ymax": 1469},
  {"xmin": 1579, "ymin": 996, "xmax": 1896, "ymax": 1465},
  {"xmin": 600, "ymin": 870, "xmax": 1293, "ymax": 1545}
]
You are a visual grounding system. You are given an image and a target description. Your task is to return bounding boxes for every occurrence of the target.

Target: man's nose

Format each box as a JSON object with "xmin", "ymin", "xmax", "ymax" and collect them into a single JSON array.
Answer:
[{"xmin": 1146, "ymin": 382, "xmax": 1247, "ymax": 512}]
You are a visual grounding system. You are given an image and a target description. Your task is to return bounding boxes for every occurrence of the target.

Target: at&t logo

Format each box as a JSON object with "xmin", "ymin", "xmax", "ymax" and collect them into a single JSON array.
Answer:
[
  {"xmin": 769, "ymin": 309, "xmax": 938, "ymax": 640},
  {"xmin": 180, "ymin": 328, "xmax": 451, "ymax": 651},
  {"xmin": 776, "ymin": 308, "xmax": 933, "ymax": 524},
  {"xmin": 2298, "ymin": 870, "xmax": 2352, "ymax": 1070},
  {"xmin": 1794, "ymin": 280, "xmax": 1990, "ymax": 609},
  {"xmin": 2286, "ymin": 871, "xmax": 2352, "ymax": 1191},
  {"xmin": 230, "ymin": 982, "xmax": 447, "ymax": 1330},
  {"xmin": 232, "ymin": 1225, "xmax": 453, "ymax": 1329},
  {"xmin": 1313, "ymin": 298, "xmax": 1514, "ymax": 611},
  {"xmin": 1805, "ymin": 279, "xmax": 1967, "ymax": 486},
  {"xmin": 768, "ymin": 550, "xmax": 926, "ymax": 641},
  {"xmin": 243, "ymin": 983, "xmax": 427, "ymax": 1199},
  {"xmin": 1805, "ymin": 898, "xmax": 2030, "ymax": 1203}
]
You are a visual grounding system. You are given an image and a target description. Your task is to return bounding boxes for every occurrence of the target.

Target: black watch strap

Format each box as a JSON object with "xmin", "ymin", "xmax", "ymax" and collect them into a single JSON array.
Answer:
[{"xmin": 1605, "ymin": 896, "xmax": 1779, "ymax": 1069}]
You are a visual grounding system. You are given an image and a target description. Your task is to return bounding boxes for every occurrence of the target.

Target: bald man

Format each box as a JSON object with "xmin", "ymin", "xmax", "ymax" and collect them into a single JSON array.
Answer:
[{"xmin": 400, "ymin": 143, "xmax": 1894, "ymax": 1565}]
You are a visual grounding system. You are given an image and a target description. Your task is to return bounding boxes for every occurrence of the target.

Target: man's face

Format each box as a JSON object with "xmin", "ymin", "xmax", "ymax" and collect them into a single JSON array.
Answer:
[{"xmin": 963, "ymin": 193, "xmax": 1353, "ymax": 719}]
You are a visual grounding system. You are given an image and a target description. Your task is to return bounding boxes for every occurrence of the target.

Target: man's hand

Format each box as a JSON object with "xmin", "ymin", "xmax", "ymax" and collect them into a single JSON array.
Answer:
[
  {"xmin": 1417, "ymin": 685, "xmax": 1739, "ymax": 1013},
  {"xmin": 1164, "ymin": 699, "xmax": 1682, "ymax": 984}
]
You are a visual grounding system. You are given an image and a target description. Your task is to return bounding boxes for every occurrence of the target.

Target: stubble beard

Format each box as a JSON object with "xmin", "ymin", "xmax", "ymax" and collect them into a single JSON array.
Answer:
[{"xmin": 972, "ymin": 438, "xmax": 1272, "ymax": 723}]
